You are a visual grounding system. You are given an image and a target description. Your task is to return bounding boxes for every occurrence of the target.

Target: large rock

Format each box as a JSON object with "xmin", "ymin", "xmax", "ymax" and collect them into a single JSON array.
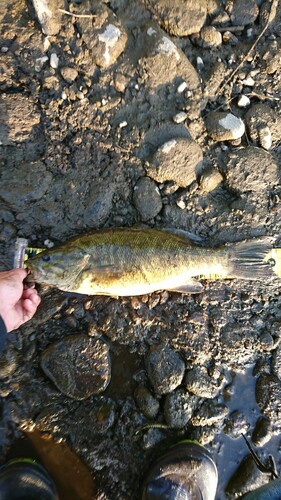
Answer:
[
  {"xmin": 139, "ymin": 23, "xmax": 201, "ymax": 91},
  {"xmin": 41, "ymin": 335, "xmax": 111, "ymax": 400},
  {"xmin": 146, "ymin": 136, "xmax": 203, "ymax": 187},
  {"xmin": 144, "ymin": 0, "xmax": 207, "ymax": 36},
  {"xmin": 226, "ymin": 147, "xmax": 279, "ymax": 194}
]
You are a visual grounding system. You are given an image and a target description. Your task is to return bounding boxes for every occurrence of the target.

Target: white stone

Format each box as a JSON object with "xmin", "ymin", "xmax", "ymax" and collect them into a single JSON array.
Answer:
[
  {"xmin": 160, "ymin": 139, "xmax": 177, "ymax": 154},
  {"xmin": 173, "ymin": 112, "xmax": 188, "ymax": 124},
  {"xmin": 158, "ymin": 37, "xmax": 180, "ymax": 61},
  {"xmin": 98, "ymin": 24, "xmax": 121, "ymax": 67},
  {"xmin": 147, "ymin": 27, "xmax": 157, "ymax": 36},
  {"xmin": 237, "ymin": 95, "xmax": 250, "ymax": 107},
  {"xmin": 177, "ymin": 82, "xmax": 187, "ymax": 93},
  {"xmin": 241, "ymin": 76, "xmax": 255, "ymax": 87},
  {"xmin": 119, "ymin": 121, "xmax": 127, "ymax": 128},
  {"xmin": 176, "ymin": 199, "xmax": 186, "ymax": 209},
  {"xmin": 218, "ymin": 113, "xmax": 245, "ymax": 139},
  {"xmin": 50, "ymin": 53, "xmax": 59, "ymax": 69}
]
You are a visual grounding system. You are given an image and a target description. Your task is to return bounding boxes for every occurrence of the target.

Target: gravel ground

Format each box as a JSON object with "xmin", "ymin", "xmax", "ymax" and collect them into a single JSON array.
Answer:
[{"xmin": 0, "ymin": 0, "xmax": 280, "ymax": 499}]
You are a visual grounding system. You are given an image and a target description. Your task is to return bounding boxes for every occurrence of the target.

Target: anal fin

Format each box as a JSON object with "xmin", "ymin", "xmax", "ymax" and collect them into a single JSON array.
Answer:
[{"xmin": 167, "ymin": 279, "xmax": 203, "ymax": 294}]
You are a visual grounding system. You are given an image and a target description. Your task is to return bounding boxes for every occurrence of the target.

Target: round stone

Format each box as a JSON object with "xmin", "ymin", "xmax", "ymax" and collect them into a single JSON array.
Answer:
[
  {"xmin": 146, "ymin": 137, "xmax": 203, "ymax": 187},
  {"xmin": 41, "ymin": 335, "xmax": 111, "ymax": 400},
  {"xmin": 146, "ymin": 344, "xmax": 185, "ymax": 395},
  {"xmin": 205, "ymin": 111, "xmax": 245, "ymax": 141}
]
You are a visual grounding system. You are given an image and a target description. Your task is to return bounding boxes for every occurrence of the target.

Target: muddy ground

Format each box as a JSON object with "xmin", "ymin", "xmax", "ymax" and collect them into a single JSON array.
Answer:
[{"xmin": 0, "ymin": 0, "xmax": 281, "ymax": 498}]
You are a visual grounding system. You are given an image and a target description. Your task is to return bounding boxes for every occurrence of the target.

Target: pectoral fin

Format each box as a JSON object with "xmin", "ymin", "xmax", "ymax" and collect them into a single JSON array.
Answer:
[
  {"xmin": 167, "ymin": 279, "xmax": 204, "ymax": 294},
  {"xmin": 162, "ymin": 228, "xmax": 204, "ymax": 245}
]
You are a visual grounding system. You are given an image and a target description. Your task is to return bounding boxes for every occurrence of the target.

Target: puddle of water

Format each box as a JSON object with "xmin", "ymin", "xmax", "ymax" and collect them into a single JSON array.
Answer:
[
  {"xmin": 5, "ymin": 429, "xmax": 97, "ymax": 500},
  {"xmin": 105, "ymin": 344, "xmax": 143, "ymax": 400},
  {"xmin": 212, "ymin": 366, "xmax": 281, "ymax": 499}
]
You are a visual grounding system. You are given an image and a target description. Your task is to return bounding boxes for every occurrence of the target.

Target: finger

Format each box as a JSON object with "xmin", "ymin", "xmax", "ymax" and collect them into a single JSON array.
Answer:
[
  {"xmin": 22, "ymin": 298, "xmax": 38, "ymax": 320},
  {"xmin": 22, "ymin": 287, "xmax": 39, "ymax": 300}
]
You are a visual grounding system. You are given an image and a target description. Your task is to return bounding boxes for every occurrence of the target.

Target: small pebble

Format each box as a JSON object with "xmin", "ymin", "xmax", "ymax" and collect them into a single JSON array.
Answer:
[
  {"xmin": 119, "ymin": 121, "xmax": 127, "ymax": 128},
  {"xmin": 237, "ymin": 95, "xmax": 250, "ymax": 107},
  {"xmin": 258, "ymin": 126, "xmax": 272, "ymax": 151},
  {"xmin": 177, "ymin": 81, "xmax": 187, "ymax": 93},
  {"xmin": 1, "ymin": 46, "xmax": 9, "ymax": 53},
  {"xmin": 200, "ymin": 166, "xmax": 223, "ymax": 192},
  {"xmin": 173, "ymin": 112, "xmax": 188, "ymax": 124},
  {"xmin": 200, "ymin": 26, "xmax": 222, "ymax": 47},
  {"xmin": 50, "ymin": 53, "xmax": 59, "ymax": 69},
  {"xmin": 241, "ymin": 76, "xmax": 255, "ymax": 87}
]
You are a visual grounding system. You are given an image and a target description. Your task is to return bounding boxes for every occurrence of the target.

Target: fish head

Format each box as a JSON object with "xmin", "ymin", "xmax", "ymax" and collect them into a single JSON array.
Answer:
[{"xmin": 26, "ymin": 246, "xmax": 90, "ymax": 289}]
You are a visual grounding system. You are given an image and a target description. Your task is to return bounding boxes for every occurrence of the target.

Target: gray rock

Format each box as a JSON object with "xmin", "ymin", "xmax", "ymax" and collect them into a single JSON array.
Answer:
[
  {"xmin": 133, "ymin": 177, "xmax": 162, "ymax": 221},
  {"xmin": 0, "ymin": 161, "xmax": 52, "ymax": 208},
  {"xmin": 205, "ymin": 111, "xmax": 245, "ymax": 141},
  {"xmin": 145, "ymin": 0, "xmax": 207, "ymax": 36},
  {"xmin": 230, "ymin": 0, "xmax": 259, "ymax": 26},
  {"xmin": 226, "ymin": 147, "xmax": 279, "ymax": 194},
  {"xmin": 225, "ymin": 454, "xmax": 269, "ymax": 497},
  {"xmin": 223, "ymin": 410, "xmax": 250, "ymax": 438},
  {"xmin": 146, "ymin": 344, "xmax": 185, "ymax": 395},
  {"xmin": 272, "ymin": 345, "xmax": 281, "ymax": 380},
  {"xmin": 191, "ymin": 400, "xmax": 228, "ymax": 427},
  {"xmin": 83, "ymin": 182, "xmax": 115, "ymax": 227},
  {"xmin": 164, "ymin": 388, "xmax": 198, "ymax": 428},
  {"xmin": 61, "ymin": 67, "xmax": 79, "ymax": 83},
  {"xmin": 185, "ymin": 365, "xmax": 220, "ymax": 398},
  {"xmin": 41, "ymin": 335, "xmax": 111, "ymax": 400},
  {"xmin": 146, "ymin": 137, "xmax": 203, "ymax": 188},
  {"xmin": 256, "ymin": 373, "xmax": 281, "ymax": 423},
  {"xmin": 134, "ymin": 385, "xmax": 160, "ymax": 419},
  {"xmin": 139, "ymin": 23, "xmax": 201, "ymax": 91},
  {"xmin": 0, "ymin": 94, "xmax": 41, "ymax": 145},
  {"xmin": 252, "ymin": 416, "xmax": 272, "ymax": 447},
  {"xmin": 245, "ymin": 103, "xmax": 281, "ymax": 150}
]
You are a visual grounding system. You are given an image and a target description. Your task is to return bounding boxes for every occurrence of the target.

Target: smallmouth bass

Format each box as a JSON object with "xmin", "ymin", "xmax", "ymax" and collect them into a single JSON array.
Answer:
[{"xmin": 26, "ymin": 227, "xmax": 274, "ymax": 296}]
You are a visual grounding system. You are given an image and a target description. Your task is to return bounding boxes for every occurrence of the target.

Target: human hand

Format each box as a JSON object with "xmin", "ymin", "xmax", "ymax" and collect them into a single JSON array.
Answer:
[{"xmin": 0, "ymin": 269, "xmax": 41, "ymax": 332}]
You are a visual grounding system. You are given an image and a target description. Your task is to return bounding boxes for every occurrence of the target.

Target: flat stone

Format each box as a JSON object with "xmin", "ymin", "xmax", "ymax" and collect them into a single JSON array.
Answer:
[
  {"xmin": 225, "ymin": 454, "xmax": 270, "ymax": 497},
  {"xmin": 145, "ymin": 0, "xmax": 207, "ymax": 36},
  {"xmin": 205, "ymin": 111, "xmax": 245, "ymax": 141},
  {"xmin": 146, "ymin": 137, "xmax": 203, "ymax": 187},
  {"xmin": 133, "ymin": 177, "xmax": 162, "ymax": 221},
  {"xmin": 146, "ymin": 344, "xmax": 185, "ymax": 395},
  {"xmin": 0, "ymin": 94, "xmax": 41, "ymax": 145},
  {"xmin": 226, "ymin": 147, "xmax": 279, "ymax": 194},
  {"xmin": 41, "ymin": 335, "xmax": 111, "ymax": 400}
]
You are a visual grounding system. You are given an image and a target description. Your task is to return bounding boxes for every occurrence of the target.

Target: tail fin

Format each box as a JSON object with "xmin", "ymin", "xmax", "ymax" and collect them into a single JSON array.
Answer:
[{"xmin": 227, "ymin": 237, "xmax": 274, "ymax": 279}]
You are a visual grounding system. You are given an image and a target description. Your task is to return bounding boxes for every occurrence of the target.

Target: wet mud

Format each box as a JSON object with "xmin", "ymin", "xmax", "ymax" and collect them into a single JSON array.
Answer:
[{"xmin": 0, "ymin": 0, "xmax": 281, "ymax": 499}]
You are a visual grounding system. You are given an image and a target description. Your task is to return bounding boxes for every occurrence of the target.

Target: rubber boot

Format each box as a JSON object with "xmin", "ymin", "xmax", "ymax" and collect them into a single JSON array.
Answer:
[
  {"xmin": 0, "ymin": 458, "xmax": 59, "ymax": 500},
  {"xmin": 141, "ymin": 440, "xmax": 218, "ymax": 500},
  {"xmin": 243, "ymin": 477, "xmax": 281, "ymax": 499}
]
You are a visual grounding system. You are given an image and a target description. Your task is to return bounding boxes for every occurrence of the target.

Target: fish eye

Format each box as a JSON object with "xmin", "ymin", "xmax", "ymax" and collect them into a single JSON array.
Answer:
[{"xmin": 42, "ymin": 254, "xmax": 51, "ymax": 262}]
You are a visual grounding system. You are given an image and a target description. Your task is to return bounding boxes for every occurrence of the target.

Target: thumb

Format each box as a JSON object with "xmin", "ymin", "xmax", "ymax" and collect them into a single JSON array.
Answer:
[{"xmin": 9, "ymin": 268, "xmax": 27, "ymax": 282}]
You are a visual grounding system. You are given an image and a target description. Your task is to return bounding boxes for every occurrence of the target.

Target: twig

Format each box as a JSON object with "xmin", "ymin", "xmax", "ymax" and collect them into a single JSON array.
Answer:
[
  {"xmin": 216, "ymin": 0, "xmax": 277, "ymax": 95},
  {"xmin": 58, "ymin": 8, "xmax": 96, "ymax": 19}
]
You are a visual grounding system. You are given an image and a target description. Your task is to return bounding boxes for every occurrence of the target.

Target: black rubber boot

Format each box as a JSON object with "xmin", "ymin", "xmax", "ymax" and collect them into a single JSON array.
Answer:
[
  {"xmin": 0, "ymin": 458, "xmax": 58, "ymax": 500},
  {"xmin": 141, "ymin": 440, "xmax": 218, "ymax": 500}
]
